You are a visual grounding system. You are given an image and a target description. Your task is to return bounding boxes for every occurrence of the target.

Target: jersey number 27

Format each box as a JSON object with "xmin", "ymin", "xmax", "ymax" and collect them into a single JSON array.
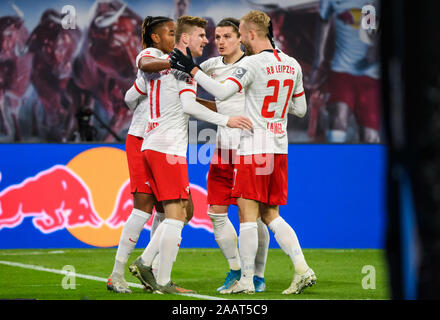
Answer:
[{"xmin": 261, "ymin": 79, "xmax": 294, "ymax": 119}]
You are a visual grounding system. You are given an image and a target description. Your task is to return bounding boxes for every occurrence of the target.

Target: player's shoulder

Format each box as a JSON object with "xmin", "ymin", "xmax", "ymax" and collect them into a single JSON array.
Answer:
[
  {"xmin": 136, "ymin": 47, "xmax": 164, "ymax": 61},
  {"xmin": 200, "ymin": 56, "xmax": 222, "ymax": 72}
]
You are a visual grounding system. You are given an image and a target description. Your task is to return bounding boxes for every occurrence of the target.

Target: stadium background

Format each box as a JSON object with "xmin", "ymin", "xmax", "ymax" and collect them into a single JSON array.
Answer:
[{"xmin": 0, "ymin": 2, "xmax": 384, "ymax": 256}]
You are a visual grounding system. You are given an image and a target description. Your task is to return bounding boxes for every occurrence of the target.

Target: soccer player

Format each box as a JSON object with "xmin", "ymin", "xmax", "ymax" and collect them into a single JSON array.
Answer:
[
  {"xmin": 128, "ymin": 15, "xmax": 253, "ymax": 294},
  {"xmin": 200, "ymin": 17, "xmax": 269, "ymax": 293},
  {"xmin": 170, "ymin": 10, "xmax": 316, "ymax": 294},
  {"xmin": 107, "ymin": 16, "xmax": 178, "ymax": 293},
  {"xmin": 308, "ymin": 0, "xmax": 380, "ymax": 143}
]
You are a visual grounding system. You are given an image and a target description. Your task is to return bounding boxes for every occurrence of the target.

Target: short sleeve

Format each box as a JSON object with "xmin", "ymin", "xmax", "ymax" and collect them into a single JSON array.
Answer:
[
  {"xmin": 177, "ymin": 72, "xmax": 198, "ymax": 98},
  {"xmin": 226, "ymin": 58, "xmax": 254, "ymax": 92},
  {"xmin": 320, "ymin": 0, "xmax": 333, "ymax": 21},
  {"xmin": 134, "ymin": 77, "xmax": 148, "ymax": 96},
  {"xmin": 136, "ymin": 47, "xmax": 163, "ymax": 69}
]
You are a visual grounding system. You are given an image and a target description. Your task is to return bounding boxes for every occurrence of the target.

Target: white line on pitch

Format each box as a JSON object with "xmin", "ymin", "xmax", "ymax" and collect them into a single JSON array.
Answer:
[{"xmin": 0, "ymin": 260, "xmax": 226, "ymax": 301}]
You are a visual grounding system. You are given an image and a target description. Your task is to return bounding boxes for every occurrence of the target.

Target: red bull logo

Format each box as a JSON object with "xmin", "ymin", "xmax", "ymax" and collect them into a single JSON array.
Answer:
[
  {"xmin": 337, "ymin": 8, "xmax": 362, "ymax": 29},
  {"xmin": 0, "ymin": 147, "xmax": 212, "ymax": 247}
]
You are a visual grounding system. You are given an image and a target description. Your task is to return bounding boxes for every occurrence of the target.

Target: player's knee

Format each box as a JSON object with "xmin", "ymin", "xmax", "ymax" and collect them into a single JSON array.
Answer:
[
  {"xmin": 208, "ymin": 205, "xmax": 229, "ymax": 214},
  {"xmin": 186, "ymin": 199, "xmax": 194, "ymax": 221},
  {"xmin": 133, "ymin": 193, "xmax": 155, "ymax": 213},
  {"xmin": 260, "ymin": 208, "xmax": 279, "ymax": 226}
]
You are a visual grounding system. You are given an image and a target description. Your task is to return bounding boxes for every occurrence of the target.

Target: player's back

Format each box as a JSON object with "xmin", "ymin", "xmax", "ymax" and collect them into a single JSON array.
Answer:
[
  {"xmin": 236, "ymin": 50, "xmax": 304, "ymax": 155},
  {"xmin": 141, "ymin": 54, "xmax": 196, "ymax": 157}
]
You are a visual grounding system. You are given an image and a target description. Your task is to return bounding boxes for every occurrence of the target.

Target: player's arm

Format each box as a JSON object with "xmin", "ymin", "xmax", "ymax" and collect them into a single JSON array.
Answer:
[
  {"xmin": 289, "ymin": 93, "xmax": 307, "ymax": 118},
  {"xmin": 124, "ymin": 78, "xmax": 148, "ymax": 110},
  {"xmin": 196, "ymin": 97, "xmax": 217, "ymax": 112},
  {"xmin": 289, "ymin": 65, "xmax": 307, "ymax": 118},
  {"xmin": 179, "ymin": 85, "xmax": 252, "ymax": 130},
  {"xmin": 138, "ymin": 56, "xmax": 170, "ymax": 73},
  {"xmin": 170, "ymin": 48, "xmax": 239, "ymax": 101}
]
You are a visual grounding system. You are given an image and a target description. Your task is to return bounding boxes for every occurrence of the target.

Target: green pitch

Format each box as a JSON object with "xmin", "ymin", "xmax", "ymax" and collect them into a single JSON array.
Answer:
[{"xmin": 0, "ymin": 248, "xmax": 389, "ymax": 300}]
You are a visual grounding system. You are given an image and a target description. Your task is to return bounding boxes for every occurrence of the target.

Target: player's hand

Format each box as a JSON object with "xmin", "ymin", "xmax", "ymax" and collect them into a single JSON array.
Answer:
[
  {"xmin": 227, "ymin": 116, "xmax": 253, "ymax": 131},
  {"xmin": 170, "ymin": 47, "xmax": 198, "ymax": 76}
]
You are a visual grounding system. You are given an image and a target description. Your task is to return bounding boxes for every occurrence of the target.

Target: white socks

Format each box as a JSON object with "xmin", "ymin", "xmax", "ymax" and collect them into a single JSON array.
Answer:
[
  {"xmin": 112, "ymin": 209, "xmax": 151, "ymax": 276},
  {"xmin": 208, "ymin": 212, "xmax": 241, "ymax": 270},
  {"xmin": 268, "ymin": 216, "xmax": 309, "ymax": 274},
  {"xmin": 150, "ymin": 211, "xmax": 165, "ymax": 276},
  {"xmin": 255, "ymin": 218, "xmax": 269, "ymax": 278},
  {"xmin": 238, "ymin": 222, "xmax": 258, "ymax": 285},
  {"xmin": 156, "ymin": 218, "xmax": 184, "ymax": 286}
]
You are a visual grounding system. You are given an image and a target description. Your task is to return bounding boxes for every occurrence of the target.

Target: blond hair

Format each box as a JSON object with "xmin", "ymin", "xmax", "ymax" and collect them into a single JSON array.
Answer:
[
  {"xmin": 175, "ymin": 15, "xmax": 207, "ymax": 43},
  {"xmin": 240, "ymin": 10, "xmax": 270, "ymax": 38}
]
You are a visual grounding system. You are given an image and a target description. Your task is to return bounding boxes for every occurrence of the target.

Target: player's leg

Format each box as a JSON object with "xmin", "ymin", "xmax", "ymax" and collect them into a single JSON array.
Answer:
[
  {"xmin": 208, "ymin": 204, "xmax": 242, "ymax": 291},
  {"xmin": 150, "ymin": 194, "xmax": 193, "ymax": 278},
  {"xmin": 327, "ymin": 101, "xmax": 351, "ymax": 142},
  {"xmin": 254, "ymin": 213, "xmax": 269, "ymax": 292},
  {"xmin": 130, "ymin": 150, "xmax": 194, "ymax": 293},
  {"xmin": 150, "ymin": 199, "xmax": 165, "ymax": 278},
  {"xmin": 326, "ymin": 72, "xmax": 356, "ymax": 143},
  {"xmin": 356, "ymin": 76, "xmax": 381, "ymax": 143},
  {"xmin": 220, "ymin": 154, "xmax": 271, "ymax": 294},
  {"xmin": 110, "ymin": 193, "xmax": 154, "ymax": 285},
  {"xmin": 207, "ymin": 148, "xmax": 242, "ymax": 290},
  {"xmin": 261, "ymin": 205, "xmax": 316, "ymax": 294},
  {"xmin": 108, "ymin": 135, "xmax": 154, "ymax": 293},
  {"xmin": 266, "ymin": 153, "xmax": 315, "ymax": 294},
  {"xmin": 221, "ymin": 197, "xmax": 259, "ymax": 294}
]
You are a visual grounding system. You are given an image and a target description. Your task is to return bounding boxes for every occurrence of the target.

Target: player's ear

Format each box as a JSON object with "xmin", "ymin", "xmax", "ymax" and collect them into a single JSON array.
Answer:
[
  {"xmin": 151, "ymin": 33, "xmax": 160, "ymax": 45},
  {"xmin": 181, "ymin": 33, "xmax": 189, "ymax": 46},
  {"xmin": 249, "ymin": 29, "xmax": 255, "ymax": 41}
]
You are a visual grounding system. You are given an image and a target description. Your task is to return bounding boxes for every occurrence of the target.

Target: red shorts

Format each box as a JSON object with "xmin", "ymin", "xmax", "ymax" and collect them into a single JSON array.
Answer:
[
  {"xmin": 207, "ymin": 149, "xmax": 237, "ymax": 206},
  {"xmin": 142, "ymin": 149, "xmax": 190, "ymax": 202},
  {"xmin": 327, "ymin": 71, "xmax": 381, "ymax": 130},
  {"xmin": 231, "ymin": 154, "xmax": 288, "ymax": 206},
  {"xmin": 125, "ymin": 134, "xmax": 151, "ymax": 194}
]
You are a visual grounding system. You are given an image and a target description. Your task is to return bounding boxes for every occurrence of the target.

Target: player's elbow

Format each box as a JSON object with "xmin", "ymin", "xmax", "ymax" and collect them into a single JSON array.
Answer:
[
  {"xmin": 124, "ymin": 90, "xmax": 138, "ymax": 110},
  {"xmin": 295, "ymin": 106, "xmax": 307, "ymax": 118}
]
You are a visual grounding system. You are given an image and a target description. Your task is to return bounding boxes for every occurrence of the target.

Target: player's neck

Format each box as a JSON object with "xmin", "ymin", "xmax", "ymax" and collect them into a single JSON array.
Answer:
[
  {"xmin": 253, "ymin": 39, "xmax": 274, "ymax": 55},
  {"xmin": 175, "ymin": 43, "xmax": 187, "ymax": 55},
  {"xmin": 223, "ymin": 50, "xmax": 244, "ymax": 64}
]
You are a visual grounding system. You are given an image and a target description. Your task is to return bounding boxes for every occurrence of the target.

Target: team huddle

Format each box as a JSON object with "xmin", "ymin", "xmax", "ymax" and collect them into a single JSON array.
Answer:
[{"xmin": 107, "ymin": 10, "xmax": 316, "ymax": 295}]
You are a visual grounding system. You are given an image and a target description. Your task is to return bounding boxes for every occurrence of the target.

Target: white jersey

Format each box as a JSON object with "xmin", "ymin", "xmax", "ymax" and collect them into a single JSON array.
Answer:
[
  {"xmin": 140, "ymin": 54, "xmax": 198, "ymax": 157},
  {"xmin": 320, "ymin": 0, "xmax": 380, "ymax": 79},
  {"xmin": 229, "ymin": 49, "xmax": 305, "ymax": 155},
  {"xmin": 200, "ymin": 55, "xmax": 246, "ymax": 150},
  {"xmin": 127, "ymin": 47, "xmax": 164, "ymax": 137}
]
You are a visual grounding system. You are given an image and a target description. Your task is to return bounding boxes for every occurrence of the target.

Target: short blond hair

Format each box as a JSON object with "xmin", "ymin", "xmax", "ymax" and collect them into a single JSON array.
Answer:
[
  {"xmin": 241, "ymin": 10, "xmax": 270, "ymax": 38},
  {"xmin": 175, "ymin": 15, "xmax": 207, "ymax": 43}
]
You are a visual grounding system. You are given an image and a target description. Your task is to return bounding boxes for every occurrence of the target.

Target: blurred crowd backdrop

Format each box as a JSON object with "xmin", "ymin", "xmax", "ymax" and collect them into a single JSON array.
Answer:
[{"xmin": 0, "ymin": 0, "xmax": 381, "ymax": 143}]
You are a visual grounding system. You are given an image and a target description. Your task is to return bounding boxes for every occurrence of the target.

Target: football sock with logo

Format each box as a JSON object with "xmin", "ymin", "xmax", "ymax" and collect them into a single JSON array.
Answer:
[
  {"xmin": 208, "ymin": 212, "xmax": 241, "ymax": 271},
  {"xmin": 255, "ymin": 218, "xmax": 269, "ymax": 278},
  {"xmin": 238, "ymin": 222, "xmax": 258, "ymax": 285},
  {"xmin": 156, "ymin": 218, "xmax": 184, "ymax": 286},
  {"xmin": 268, "ymin": 217, "xmax": 309, "ymax": 274},
  {"xmin": 112, "ymin": 209, "xmax": 151, "ymax": 276}
]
